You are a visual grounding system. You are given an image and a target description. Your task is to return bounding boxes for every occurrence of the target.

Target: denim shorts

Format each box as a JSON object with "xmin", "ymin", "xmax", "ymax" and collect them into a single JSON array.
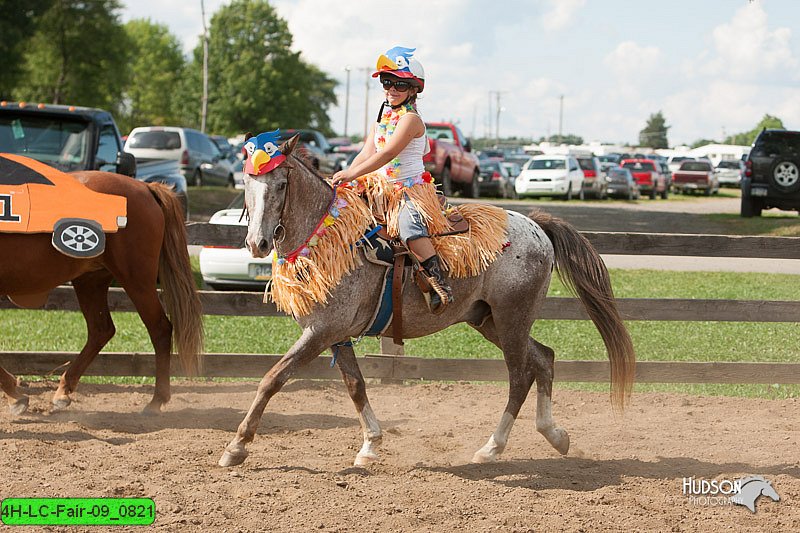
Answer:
[{"xmin": 397, "ymin": 196, "xmax": 429, "ymax": 243}]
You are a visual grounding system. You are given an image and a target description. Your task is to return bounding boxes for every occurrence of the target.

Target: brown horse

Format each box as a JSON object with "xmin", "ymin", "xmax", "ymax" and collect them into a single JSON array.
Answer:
[{"xmin": 0, "ymin": 171, "xmax": 203, "ymax": 415}]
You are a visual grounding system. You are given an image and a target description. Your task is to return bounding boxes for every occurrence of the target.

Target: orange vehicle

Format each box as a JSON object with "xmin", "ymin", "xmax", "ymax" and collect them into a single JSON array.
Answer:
[{"xmin": 0, "ymin": 153, "xmax": 127, "ymax": 258}]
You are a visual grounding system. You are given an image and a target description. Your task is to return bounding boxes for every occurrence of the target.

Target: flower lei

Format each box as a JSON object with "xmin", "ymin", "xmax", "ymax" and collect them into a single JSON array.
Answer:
[
  {"xmin": 374, "ymin": 102, "xmax": 435, "ymax": 190},
  {"xmin": 272, "ymin": 190, "xmax": 351, "ymax": 265}
]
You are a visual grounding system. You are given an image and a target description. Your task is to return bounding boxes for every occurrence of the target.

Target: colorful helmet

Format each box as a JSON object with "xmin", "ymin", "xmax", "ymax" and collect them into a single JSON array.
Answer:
[{"xmin": 372, "ymin": 46, "xmax": 425, "ymax": 92}]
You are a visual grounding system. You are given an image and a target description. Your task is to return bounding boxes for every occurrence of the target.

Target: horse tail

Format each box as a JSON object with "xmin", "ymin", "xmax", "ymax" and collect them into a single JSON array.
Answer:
[
  {"xmin": 147, "ymin": 183, "xmax": 205, "ymax": 376},
  {"xmin": 530, "ymin": 209, "xmax": 635, "ymax": 410}
]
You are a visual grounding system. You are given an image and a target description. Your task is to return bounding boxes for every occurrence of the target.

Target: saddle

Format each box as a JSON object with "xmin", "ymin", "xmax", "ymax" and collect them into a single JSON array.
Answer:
[{"xmin": 361, "ymin": 200, "xmax": 469, "ymax": 345}]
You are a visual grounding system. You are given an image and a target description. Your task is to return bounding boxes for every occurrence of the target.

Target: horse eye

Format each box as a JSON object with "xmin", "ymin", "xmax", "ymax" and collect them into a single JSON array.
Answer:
[{"xmin": 277, "ymin": 182, "xmax": 286, "ymax": 191}]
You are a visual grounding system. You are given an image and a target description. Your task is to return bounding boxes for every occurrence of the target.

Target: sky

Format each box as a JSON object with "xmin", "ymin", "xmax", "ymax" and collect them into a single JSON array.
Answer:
[{"xmin": 121, "ymin": 0, "xmax": 800, "ymax": 147}]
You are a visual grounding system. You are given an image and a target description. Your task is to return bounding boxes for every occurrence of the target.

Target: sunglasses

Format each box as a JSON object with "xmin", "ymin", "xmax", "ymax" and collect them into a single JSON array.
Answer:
[{"xmin": 380, "ymin": 78, "xmax": 413, "ymax": 92}]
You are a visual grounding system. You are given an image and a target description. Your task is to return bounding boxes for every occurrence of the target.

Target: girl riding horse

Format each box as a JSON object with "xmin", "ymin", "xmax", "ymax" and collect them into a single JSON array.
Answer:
[{"xmin": 331, "ymin": 46, "xmax": 453, "ymax": 313}]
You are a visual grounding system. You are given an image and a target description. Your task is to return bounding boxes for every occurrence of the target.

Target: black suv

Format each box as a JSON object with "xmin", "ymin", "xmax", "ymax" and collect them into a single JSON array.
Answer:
[{"xmin": 741, "ymin": 129, "xmax": 800, "ymax": 217}]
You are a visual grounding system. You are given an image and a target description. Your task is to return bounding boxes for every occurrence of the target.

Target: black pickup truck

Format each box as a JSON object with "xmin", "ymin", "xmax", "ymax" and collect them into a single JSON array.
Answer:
[{"xmin": 0, "ymin": 101, "xmax": 188, "ymax": 214}]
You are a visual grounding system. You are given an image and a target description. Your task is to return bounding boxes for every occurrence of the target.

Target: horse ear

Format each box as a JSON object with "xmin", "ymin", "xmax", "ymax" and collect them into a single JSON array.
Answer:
[{"xmin": 282, "ymin": 133, "xmax": 301, "ymax": 155}]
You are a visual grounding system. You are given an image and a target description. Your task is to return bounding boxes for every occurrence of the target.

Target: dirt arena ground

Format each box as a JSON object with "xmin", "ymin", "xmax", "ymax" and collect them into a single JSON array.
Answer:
[{"xmin": 1, "ymin": 379, "xmax": 797, "ymax": 532}]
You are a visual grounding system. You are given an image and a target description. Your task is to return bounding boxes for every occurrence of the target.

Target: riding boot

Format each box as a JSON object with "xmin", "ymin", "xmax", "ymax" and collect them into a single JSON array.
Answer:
[{"xmin": 421, "ymin": 255, "xmax": 453, "ymax": 314}]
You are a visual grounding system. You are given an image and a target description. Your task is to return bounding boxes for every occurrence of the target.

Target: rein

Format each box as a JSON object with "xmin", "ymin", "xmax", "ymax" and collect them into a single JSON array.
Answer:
[{"xmin": 271, "ymin": 154, "xmax": 338, "ymax": 265}]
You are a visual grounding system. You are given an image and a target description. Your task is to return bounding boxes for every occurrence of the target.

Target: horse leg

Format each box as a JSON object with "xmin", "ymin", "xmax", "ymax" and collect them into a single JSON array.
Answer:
[
  {"xmin": 333, "ymin": 343, "xmax": 382, "ymax": 465},
  {"xmin": 219, "ymin": 328, "xmax": 331, "ymax": 467},
  {"xmin": 530, "ymin": 339, "xmax": 570, "ymax": 455},
  {"xmin": 470, "ymin": 316, "xmax": 536, "ymax": 463},
  {"xmin": 0, "ymin": 366, "xmax": 29, "ymax": 416},
  {"xmin": 470, "ymin": 317, "xmax": 569, "ymax": 461},
  {"xmin": 119, "ymin": 280, "xmax": 173, "ymax": 415},
  {"xmin": 52, "ymin": 271, "xmax": 115, "ymax": 410}
]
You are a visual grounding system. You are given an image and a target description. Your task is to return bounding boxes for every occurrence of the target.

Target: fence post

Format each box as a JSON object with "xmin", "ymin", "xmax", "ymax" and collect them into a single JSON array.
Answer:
[{"xmin": 379, "ymin": 336, "xmax": 404, "ymax": 384}]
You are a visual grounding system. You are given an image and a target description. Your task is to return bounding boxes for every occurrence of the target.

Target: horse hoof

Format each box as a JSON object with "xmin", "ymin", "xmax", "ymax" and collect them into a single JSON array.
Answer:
[
  {"xmin": 141, "ymin": 402, "xmax": 163, "ymax": 416},
  {"xmin": 471, "ymin": 450, "xmax": 499, "ymax": 464},
  {"xmin": 9, "ymin": 396, "xmax": 29, "ymax": 416},
  {"xmin": 354, "ymin": 452, "xmax": 379, "ymax": 466},
  {"xmin": 548, "ymin": 428, "xmax": 570, "ymax": 456},
  {"xmin": 219, "ymin": 448, "xmax": 248, "ymax": 468},
  {"xmin": 51, "ymin": 396, "xmax": 71, "ymax": 411}
]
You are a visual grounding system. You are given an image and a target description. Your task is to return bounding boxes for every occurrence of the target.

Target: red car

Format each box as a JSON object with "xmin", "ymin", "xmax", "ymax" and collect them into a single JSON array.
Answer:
[
  {"xmin": 621, "ymin": 158, "xmax": 668, "ymax": 199},
  {"xmin": 672, "ymin": 160, "xmax": 719, "ymax": 195}
]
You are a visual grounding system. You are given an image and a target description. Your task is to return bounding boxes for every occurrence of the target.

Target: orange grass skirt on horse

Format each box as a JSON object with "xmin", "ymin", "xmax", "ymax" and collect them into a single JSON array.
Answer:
[{"xmin": 268, "ymin": 177, "xmax": 509, "ymax": 317}]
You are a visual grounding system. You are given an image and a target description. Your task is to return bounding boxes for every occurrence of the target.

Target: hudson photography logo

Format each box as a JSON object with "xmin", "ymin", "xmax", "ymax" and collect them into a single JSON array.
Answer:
[{"xmin": 681, "ymin": 475, "xmax": 781, "ymax": 513}]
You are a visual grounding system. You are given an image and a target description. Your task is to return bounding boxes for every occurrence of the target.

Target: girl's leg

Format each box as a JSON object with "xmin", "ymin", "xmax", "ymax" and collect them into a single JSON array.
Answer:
[{"xmin": 398, "ymin": 201, "xmax": 453, "ymax": 313}]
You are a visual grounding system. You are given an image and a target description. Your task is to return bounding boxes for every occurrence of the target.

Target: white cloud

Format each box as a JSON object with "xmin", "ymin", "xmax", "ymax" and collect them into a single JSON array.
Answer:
[
  {"xmin": 603, "ymin": 41, "xmax": 661, "ymax": 76},
  {"xmin": 540, "ymin": 0, "xmax": 586, "ymax": 31},
  {"xmin": 707, "ymin": 2, "xmax": 797, "ymax": 79}
]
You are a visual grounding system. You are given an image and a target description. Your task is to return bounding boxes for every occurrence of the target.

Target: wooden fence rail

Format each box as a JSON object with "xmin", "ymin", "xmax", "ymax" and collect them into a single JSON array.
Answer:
[
  {"xmin": 2, "ymin": 226, "xmax": 800, "ymax": 385},
  {"xmin": 186, "ymin": 224, "xmax": 800, "ymax": 259},
  {"xmin": 3, "ymin": 286, "xmax": 800, "ymax": 323},
  {"xmin": 2, "ymin": 353, "xmax": 798, "ymax": 385}
]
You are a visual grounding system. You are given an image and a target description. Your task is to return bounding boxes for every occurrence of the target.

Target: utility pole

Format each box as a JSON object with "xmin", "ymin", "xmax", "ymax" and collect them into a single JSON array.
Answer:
[
  {"xmin": 200, "ymin": 0, "xmax": 209, "ymax": 133},
  {"xmin": 489, "ymin": 90, "xmax": 507, "ymax": 143},
  {"xmin": 486, "ymin": 92, "xmax": 492, "ymax": 139},
  {"xmin": 343, "ymin": 66, "xmax": 352, "ymax": 137},
  {"xmin": 557, "ymin": 94, "xmax": 564, "ymax": 144},
  {"xmin": 359, "ymin": 67, "xmax": 372, "ymax": 140}
]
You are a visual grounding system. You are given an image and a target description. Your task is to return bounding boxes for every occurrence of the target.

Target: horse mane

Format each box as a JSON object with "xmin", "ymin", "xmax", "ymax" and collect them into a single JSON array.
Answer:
[{"xmin": 289, "ymin": 149, "xmax": 333, "ymax": 189}]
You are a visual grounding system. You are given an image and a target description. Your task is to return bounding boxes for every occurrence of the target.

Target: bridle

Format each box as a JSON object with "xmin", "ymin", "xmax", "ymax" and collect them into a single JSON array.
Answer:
[{"xmin": 243, "ymin": 152, "xmax": 334, "ymax": 260}]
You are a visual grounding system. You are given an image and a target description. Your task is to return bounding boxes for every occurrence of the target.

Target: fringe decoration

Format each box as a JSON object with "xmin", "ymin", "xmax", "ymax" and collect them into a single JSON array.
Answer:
[
  {"xmin": 267, "ymin": 186, "xmax": 374, "ymax": 317},
  {"xmin": 269, "ymin": 182, "xmax": 509, "ymax": 316},
  {"xmin": 433, "ymin": 204, "xmax": 509, "ymax": 278},
  {"xmin": 386, "ymin": 180, "xmax": 451, "ymax": 238}
]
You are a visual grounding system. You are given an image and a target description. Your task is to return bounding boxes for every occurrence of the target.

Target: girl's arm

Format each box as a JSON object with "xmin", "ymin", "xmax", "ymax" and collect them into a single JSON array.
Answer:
[{"xmin": 332, "ymin": 114, "xmax": 424, "ymax": 183}]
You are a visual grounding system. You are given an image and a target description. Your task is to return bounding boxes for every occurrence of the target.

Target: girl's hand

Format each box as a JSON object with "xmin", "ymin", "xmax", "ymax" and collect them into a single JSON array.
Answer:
[{"xmin": 332, "ymin": 169, "xmax": 354, "ymax": 184}]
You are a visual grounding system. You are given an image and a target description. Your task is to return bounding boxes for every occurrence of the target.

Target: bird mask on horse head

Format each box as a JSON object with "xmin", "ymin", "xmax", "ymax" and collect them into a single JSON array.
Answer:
[{"xmin": 242, "ymin": 130, "xmax": 287, "ymax": 176}]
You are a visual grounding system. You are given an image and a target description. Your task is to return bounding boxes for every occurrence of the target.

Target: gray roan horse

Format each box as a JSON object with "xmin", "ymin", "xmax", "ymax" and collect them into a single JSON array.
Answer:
[{"xmin": 219, "ymin": 135, "xmax": 635, "ymax": 467}]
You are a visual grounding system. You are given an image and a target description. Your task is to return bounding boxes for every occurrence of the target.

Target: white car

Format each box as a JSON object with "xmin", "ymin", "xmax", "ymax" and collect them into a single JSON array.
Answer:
[
  {"xmin": 199, "ymin": 194, "xmax": 272, "ymax": 290},
  {"xmin": 715, "ymin": 160, "xmax": 745, "ymax": 187},
  {"xmin": 515, "ymin": 154, "xmax": 585, "ymax": 200}
]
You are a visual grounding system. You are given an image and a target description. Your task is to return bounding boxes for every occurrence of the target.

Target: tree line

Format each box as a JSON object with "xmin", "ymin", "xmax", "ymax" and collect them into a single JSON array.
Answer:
[
  {"xmin": 0, "ymin": 0, "xmax": 338, "ymax": 137},
  {"xmin": 639, "ymin": 111, "xmax": 786, "ymax": 150}
]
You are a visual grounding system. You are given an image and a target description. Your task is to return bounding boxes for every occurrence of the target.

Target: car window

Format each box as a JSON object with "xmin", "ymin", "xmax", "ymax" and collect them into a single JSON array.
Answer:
[
  {"xmin": 576, "ymin": 158, "xmax": 596, "ymax": 170},
  {"xmin": 716, "ymin": 161, "xmax": 740, "ymax": 169},
  {"xmin": 128, "ymin": 131, "xmax": 181, "ymax": 150},
  {"xmin": 0, "ymin": 114, "xmax": 91, "ymax": 172},
  {"xmin": 186, "ymin": 131, "xmax": 201, "ymax": 151},
  {"xmin": 529, "ymin": 159, "xmax": 565, "ymax": 170},
  {"xmin": 623, "ymin": 161, "xmax": 655, "ymax": 171},
  {"xmin": 200, "ymin": 135, "xmax": 220, "ymax": 157},
  {"xmin": 426, "ymin": 126, "xmax": 454, "ymax": 142},
  {"xmin": 680, "ymin": 161, "xmax": 712, "ymax": 171},
  {"xmin": 96, "ymin": 124, "xmax": 120, "ymax": 170}
]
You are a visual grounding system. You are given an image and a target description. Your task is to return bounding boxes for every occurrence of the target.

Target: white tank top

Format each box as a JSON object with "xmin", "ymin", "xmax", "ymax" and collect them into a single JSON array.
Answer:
[{"xmin": 374, "ymin": 113, "xmax": 429, "ymax": 181}]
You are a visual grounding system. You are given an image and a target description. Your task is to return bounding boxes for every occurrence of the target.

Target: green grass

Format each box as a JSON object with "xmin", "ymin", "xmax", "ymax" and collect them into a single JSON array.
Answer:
[{"xmin": 3, "ymin": 269, "xmax": 799, "ymax": 398}]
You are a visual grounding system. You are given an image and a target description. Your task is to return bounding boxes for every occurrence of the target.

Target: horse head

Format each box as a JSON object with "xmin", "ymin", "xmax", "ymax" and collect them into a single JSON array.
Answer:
[{"xmin": 242, "ymin": 134, "xmax": 301, "ymax": 258}]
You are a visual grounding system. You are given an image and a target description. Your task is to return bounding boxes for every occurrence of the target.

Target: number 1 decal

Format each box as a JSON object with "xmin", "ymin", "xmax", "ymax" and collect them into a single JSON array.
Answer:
[{"xmin": 0, "ymin": 194, "xmax": 21, "ymax": 222}]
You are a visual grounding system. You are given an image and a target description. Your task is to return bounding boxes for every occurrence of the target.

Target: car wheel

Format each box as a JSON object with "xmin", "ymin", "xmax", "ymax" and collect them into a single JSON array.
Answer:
[
  {"xmin": 661, "ymin": 186, "xmax": 669, "ymax": 199},
  {"xmin": 440, "ymin": 166, "xmax": 454, "ymax": 197},
  {"xmin": 771, "ymin": 160, "xmax": 800, "ymax": 192},
  {"xmin": 649, "ymin": 187, "xmax": 657, "ymax": 200},
  {"xmin": 192, "ymin": 168, "xmax": 203, "ymax": 187},
  {"xmin": 52, "ymin": 219, "xmax": 105, "ymax": 258},
  {"xmin": 578, "ymin": 186, "xmax": 585, "ymax": 201},
  {"xmin": 563, "ymin": 183, "xmax": 573, "ymax": 201},
  {"xmin": 740, "ymin": 184, "xmax": 762, "ymax": 218},
  {"xmin": 467, "ymin": 170, "xmax": 480, "ymax": 198}
]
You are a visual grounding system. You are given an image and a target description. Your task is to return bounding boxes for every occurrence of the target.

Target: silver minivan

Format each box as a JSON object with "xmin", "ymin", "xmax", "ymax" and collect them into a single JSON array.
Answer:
[{"xmin": 124, "ymin": 126, "xmax": 235, "ymax": 186}]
